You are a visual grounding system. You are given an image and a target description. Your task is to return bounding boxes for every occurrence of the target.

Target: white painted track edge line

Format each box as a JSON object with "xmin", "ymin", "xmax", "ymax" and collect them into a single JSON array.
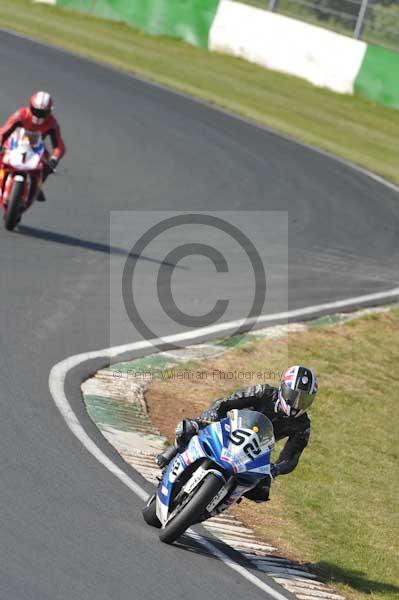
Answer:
[
  {"xmin": 187, "ymin": 532, "xmax": 292, "ymax": 600},
  {"xmin": 59, "ymin": 287, "xmax": 399, "ymax": 361},
  {"xmin": 49, "ymin": 361, "xmax": 149, "ymax": 502}
]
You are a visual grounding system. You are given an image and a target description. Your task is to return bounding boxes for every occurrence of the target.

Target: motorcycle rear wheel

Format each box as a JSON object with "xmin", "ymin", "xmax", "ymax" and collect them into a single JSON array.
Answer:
[
  {"xmin": 159, "ymin": 473, "xmax": 223, "ymax": 544},
  {"xmin": 5, "ymin": 179, "xmax": 24, "ymax": 231}
]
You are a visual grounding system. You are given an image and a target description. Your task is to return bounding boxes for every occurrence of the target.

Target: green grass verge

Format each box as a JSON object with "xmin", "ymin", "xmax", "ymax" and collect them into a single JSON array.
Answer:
[
  {"xmin": 1, "ymin": 0, "xmax": 399, "ymax": 185},
  {"xmin": 146, "ymin": 308, "xmax": 399, "ymax": 600}
]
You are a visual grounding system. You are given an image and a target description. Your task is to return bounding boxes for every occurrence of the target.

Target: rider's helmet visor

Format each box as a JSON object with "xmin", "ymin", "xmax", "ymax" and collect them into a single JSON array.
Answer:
[
  {"xmin": 31, "ymin": 107, "xmax": 51, "ymax": 120},
  {"xmin": 279, "ymin": 382, "xmax": 314, "ymax": 413}
]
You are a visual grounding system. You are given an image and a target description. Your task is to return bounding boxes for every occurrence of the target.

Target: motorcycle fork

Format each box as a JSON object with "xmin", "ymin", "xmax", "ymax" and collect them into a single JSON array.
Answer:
[
  {"xmin": 0, "ymin": 167, "xmax": 5, "ymax": 204},
  {"xmin": 22, "ymin": 176, "xmax": 31, "ymax": 207},
  {"xmin": 27, "ymin": 174, "xmax": 40, "ymax": 206},
  {"xmin": 3, "ymin": 173, "xmax": 13, "ymax": 205}
]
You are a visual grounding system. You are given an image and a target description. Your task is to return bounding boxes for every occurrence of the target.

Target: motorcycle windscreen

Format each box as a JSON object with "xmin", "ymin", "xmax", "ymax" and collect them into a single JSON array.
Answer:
[
  {"xmin": 10, "ymin": 128, "xmax": 43, "ymax": 150},
  {"xmin": 221, "ymin": 409, "xmax": 275, "ymax": 470},
  {"xmin": 229, "ymin": 409, "xmax": 275, "ymax": 451}
]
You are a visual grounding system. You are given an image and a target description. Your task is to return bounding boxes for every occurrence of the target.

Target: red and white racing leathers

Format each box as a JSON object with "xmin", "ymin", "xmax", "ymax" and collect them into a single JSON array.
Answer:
[{"xmin": 0, "ymin": 106, "xmax": 66, "ymax": 171}]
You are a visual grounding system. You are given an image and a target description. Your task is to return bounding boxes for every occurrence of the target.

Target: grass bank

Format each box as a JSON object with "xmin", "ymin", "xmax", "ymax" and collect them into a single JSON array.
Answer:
[
  {"xmin": 146, "ymin": 308, "xmax": 399, "ymax": 600},
  {"xmin": 1, "ymin": 0, "xmax": 398, "ymax": 184}
]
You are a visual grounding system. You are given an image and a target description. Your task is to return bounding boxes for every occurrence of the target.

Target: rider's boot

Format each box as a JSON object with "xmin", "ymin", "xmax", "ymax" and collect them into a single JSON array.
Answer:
[
  {"xmin": 155, "ymin": 445, "xmax": 178, "ymax": 469},
  {"xmin": 36, "ymin": 190, "xmax": 46, "ymax": 202},
  {"xmin": 243, "ymin": 478, "xmax": 271, "ymax": 503}
]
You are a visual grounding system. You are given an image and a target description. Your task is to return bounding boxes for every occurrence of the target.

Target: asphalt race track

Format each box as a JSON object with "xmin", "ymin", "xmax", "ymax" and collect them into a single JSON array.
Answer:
[{"xmin": 0, "ymin": 30, "xmax": 398, "ymax": 600}]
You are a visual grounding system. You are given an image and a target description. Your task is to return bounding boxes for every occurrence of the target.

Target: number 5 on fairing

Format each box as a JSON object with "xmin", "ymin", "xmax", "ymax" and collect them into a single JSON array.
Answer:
[{"xmin": 229, "ymin": 428, "xmax": 262, "ymax": 460}]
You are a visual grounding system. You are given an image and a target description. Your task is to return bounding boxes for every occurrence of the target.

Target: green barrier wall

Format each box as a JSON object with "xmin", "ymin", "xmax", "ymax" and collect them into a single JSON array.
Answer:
[
  {"xmin": 55, "ymin": 0, "xmax": 399, "ymax": 111},
  {"xmin": 355, "ymin": 44, "xmax": 399, "ymax": 110},
  {"xmin": 57, "ymin": 0, "xmax": 220, "ymax": 48}
]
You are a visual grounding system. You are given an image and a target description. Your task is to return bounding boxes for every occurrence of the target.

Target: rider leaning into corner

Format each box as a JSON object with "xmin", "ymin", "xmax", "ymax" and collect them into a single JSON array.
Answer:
[
  {"xmin": 0, "ymin": 91, "xmax": 66, "ymax": 202},
  {"xmin": 156, "ymin": 365, "xmax": 318, "ymax": 503}
]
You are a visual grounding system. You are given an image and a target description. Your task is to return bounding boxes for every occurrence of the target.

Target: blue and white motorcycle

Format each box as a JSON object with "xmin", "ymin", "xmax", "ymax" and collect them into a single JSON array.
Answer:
[{"xmin": 142, "ymin": 409, "xmax": 275, "ymax": 544}]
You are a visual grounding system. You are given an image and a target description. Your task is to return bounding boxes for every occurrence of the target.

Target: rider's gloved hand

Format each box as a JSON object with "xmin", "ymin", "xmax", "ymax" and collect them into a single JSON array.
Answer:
[
  {"xmin": 48, "ymin": 156, "xmax": 59, "ymax": 172},
  {"xmin": 175, "ymin": 419, "xmax": 199, "ymax": 446},
  {"xmin": 198, "ymin": 408, "xmax": 219, "ymax": 424},
  {"xmin": 270, "ymin": 463, "xmax": 280, "ymax": 479}
]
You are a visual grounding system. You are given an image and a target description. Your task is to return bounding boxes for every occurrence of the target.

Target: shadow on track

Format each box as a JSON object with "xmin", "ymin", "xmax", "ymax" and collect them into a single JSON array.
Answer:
[
  {"xmin": 16, "ymin": 225, "xmax": 187, "ymax": 270},
  {"xmin": 316, "ymin": 562, "xmax": 399, "ymax": 597},
  {"xmin": 178, "ymin": 536, "xmax": 399, "ymax": 597},
  {"xmin": 174, "ymin": 531, "xmax": 257, "ymax": 569}
]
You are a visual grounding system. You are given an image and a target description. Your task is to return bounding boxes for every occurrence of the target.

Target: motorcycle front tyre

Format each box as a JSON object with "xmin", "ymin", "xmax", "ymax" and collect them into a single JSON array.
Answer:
[
  {"xmin": 159, "ymin": 473, "xmax": 223, "ymax": 544},
  {"xmin": 5, "ymin": 179, "xmax": 24, "ymax": 231}
]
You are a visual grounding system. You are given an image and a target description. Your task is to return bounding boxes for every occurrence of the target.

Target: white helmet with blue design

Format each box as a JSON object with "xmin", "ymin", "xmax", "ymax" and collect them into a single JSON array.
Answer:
[{"xmin": 278, "ymin": 365, "xmax": 318, "ymax": 418}]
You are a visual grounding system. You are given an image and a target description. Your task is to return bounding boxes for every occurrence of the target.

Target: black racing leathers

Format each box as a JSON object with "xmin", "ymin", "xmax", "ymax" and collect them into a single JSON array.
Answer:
[
  {"xmin": 198, "ymin": 383, "xmax": 311, "ymax": 477},
  {"xmin": 156, "ymin": 383, "xmax": 311, "ymax": 503}
]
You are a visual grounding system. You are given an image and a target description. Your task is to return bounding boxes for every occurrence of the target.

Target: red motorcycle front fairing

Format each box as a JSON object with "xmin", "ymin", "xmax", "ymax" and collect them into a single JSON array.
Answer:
[{"xmin": 0, "ymin": 127, "xmax": 47, "ymax": 218}]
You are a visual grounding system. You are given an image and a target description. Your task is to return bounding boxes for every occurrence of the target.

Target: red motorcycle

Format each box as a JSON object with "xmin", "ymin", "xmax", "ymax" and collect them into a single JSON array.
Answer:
[{"xmin": 0, "ymin": 127, "xmax": 47, "ymax": 231}]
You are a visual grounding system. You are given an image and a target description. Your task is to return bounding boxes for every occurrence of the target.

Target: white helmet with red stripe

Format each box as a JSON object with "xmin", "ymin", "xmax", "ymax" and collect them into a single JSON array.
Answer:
[
  {"xmin": 278, "ymin": 365, "xmax": 318, "ymax": 418},
  {"xmin": 29, "ymin": 91, "xmax": 53, "ymax": 124}
]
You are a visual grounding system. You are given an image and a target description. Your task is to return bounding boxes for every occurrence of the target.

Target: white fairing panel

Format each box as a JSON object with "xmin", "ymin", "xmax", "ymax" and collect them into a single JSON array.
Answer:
[{"xmin": 156, "ymin": 494, "xmax": 169, "ymax": 525}]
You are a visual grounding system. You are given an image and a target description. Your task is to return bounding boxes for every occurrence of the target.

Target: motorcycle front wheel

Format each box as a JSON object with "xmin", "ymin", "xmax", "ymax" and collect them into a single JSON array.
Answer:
[
  {"xmin": 5, "ymin": 178, "xmax": 24, "ymax": 231},
  {"xmin": 159, "ymin": 473, "xmax": 223, "ymax": 544}
]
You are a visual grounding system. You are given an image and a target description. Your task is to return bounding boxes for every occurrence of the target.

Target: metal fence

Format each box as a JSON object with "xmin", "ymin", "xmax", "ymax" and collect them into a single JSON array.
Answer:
[{"xmin": 235, "ymin": 0, "xmax": 399, "ymax": 51}]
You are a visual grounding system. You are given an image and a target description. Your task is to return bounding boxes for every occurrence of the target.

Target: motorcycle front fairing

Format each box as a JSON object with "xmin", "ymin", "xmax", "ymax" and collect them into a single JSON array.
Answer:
[
  {"xmin": 199, "ymin": 416, "xmax": 272, "ymax": 486},
  {"xmin": 0, "ymin": 128, "xmax": 46, "ymax": 208},
  {"xmin": 155, "ymin": 434, "xmax": 222, "ymax": 526},
  {"xmin": 3, "ymin": 128, "xmax": 45, "ymax": 172}
]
